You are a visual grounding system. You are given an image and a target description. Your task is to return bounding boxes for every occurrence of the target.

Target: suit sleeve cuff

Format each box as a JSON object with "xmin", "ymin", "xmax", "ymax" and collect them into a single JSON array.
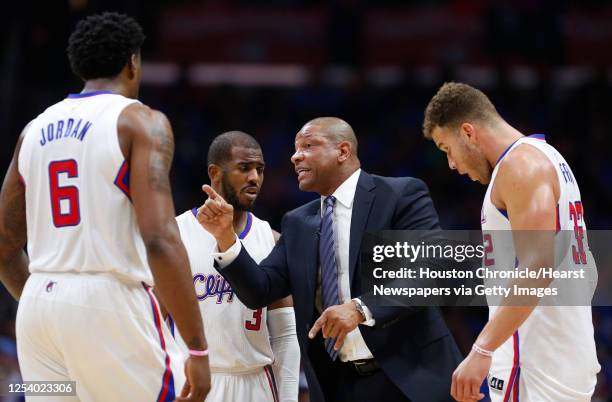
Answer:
[
  {"xmin": 353, "ymin": 298, "xmax": 376, "ymax": 326},
  {"xmin": 211, "ymin": 236, "xmax": 241, "ymax": 268}
]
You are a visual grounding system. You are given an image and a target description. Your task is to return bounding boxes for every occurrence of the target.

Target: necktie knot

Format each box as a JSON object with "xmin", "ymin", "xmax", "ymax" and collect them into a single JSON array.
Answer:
[{"xmin": 325, "ymin": 196, "xmax": 336, "ymax": 208}]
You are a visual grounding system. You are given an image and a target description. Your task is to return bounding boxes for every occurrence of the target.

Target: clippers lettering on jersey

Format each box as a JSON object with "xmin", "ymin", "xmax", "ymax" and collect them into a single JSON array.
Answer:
[
  {"xmin": 39, "ymin": 118, "xmax": 93, "ymax": 146},
  {"xmin": 193, "ymin": 273, "xmax": 235, "ymax": 304}
]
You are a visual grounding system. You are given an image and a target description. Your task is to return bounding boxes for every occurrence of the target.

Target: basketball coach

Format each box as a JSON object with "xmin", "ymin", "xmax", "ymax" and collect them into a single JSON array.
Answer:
[{"xmin": 198, "ymin": 117, "xmax": 462, "ymax": 402}]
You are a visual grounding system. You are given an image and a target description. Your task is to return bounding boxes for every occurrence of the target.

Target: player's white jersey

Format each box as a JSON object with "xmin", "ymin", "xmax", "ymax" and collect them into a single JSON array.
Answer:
[
  {"xmin": 481, "ymin": 134, "xmax": 600, "ymax": 401},
  {"xmin": 17, "ymin": 91, "xmax": 153, "ymax": 285},
  {"xmin": 174, "ymin": 209, "xmax": 276, "ymax": 371}
]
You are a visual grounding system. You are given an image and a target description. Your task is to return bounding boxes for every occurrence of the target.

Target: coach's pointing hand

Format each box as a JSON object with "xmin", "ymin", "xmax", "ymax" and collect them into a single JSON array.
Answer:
[
  {"xmin": 198, "ymin": 185, "xmax": 235, "ymax": 251},
  {"xmin": 308, "ymin": 302, "xmax": 364, "ymax": 351}
]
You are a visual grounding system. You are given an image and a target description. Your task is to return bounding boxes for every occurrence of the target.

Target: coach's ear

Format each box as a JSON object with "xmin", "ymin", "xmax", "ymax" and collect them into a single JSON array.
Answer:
[{"xmin": 208, "ymin": 164, "xmax": 222, "ymax": 185}]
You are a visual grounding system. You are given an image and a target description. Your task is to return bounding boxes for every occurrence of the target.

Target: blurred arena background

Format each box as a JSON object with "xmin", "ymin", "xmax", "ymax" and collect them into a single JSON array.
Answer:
[{"xmin": 1, "ymin": 1, "xmax": 612, "ymax": 400}]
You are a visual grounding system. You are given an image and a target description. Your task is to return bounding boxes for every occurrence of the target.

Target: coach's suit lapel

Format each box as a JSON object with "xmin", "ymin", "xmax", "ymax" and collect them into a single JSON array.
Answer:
[
  {"xmin": 302, "ymin": 206, "xmax": 321, "ymax": 316},
  {"xmin": 349, "ymin": 171, "xmax": 376, "ymax": 286}
]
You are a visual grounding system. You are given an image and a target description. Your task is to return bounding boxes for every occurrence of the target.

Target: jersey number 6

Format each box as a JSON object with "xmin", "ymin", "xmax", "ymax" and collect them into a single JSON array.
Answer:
[{"xmin": 49, "ymin": 159, "xmax": 80, "ymax": 227}]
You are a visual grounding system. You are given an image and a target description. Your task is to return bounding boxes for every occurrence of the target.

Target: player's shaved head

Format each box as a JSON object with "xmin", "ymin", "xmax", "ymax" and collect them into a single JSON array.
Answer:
[
  {"xmin": 302, "ymin": 117, "xmax": 358, "ymax": 154},
  {"xmin": 292, "ymin": 117, "xmax": 360, "ymax": 195},
  {"xmin": 207, "ymin": 131, "xmax": 261, "ymax": 167}
]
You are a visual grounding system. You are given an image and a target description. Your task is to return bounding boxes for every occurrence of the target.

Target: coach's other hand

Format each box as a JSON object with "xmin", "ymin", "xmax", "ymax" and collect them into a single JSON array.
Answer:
[
  {"xmin": 198, "ymin": 185, "xmax": 235, "ymax": 251},
  {"xmin": 308, "ymin": 302, "xmax": 363, "ymax": 351},
  {"xmin": 175, "ymin": 355, "xmax": 211, "ymax": 402},
  {"xmin": 450, "ymin": 350, "xmax": 488, "ymax": 402}
]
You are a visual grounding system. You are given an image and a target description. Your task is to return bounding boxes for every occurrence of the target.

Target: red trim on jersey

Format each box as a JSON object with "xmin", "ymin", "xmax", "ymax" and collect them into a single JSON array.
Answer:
[
  {"xmin": 556, "ymin": 204, "xmax": 561, "ymax": 233},
  {"xmin": 143, "ymin": 283, "xmax": 176, "ymax": 402},
  {"xmin": 503, "ymin": 332, "xmax": 520, "ymax": 402},
  {"xmin": 114, "ymin": 160, "xmax": 131, "ymax": 201},
  {"xmin": 264, "ymin": 365, "xmax": 280, "ymax": 402},
  {"xmin": 513, "ymin": 367, "xmax": 521, "ymax": 402},
  {"xmin": 18, "ymin": 174, "xmax": 25, "ymax": 187}
]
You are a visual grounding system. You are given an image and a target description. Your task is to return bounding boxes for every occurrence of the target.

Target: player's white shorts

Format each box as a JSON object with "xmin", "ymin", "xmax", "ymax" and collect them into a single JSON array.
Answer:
[
  {"xmin": 488, "ymin": 337, "xmax": 593, "ymax": 402},
  {"xmin": 16, "ymin": 272, "xmax": 185, "ymax": 402},
  {"xmin": 206, "ymin": 366, "xmax": 279, "ymax": 402}
]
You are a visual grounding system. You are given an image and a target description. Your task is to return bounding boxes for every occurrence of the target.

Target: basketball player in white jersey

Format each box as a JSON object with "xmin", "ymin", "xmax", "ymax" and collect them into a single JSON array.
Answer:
[
  {"xmin": 168, "ymin": 131, "xmax": 300, "ymax": 402},
  {"xmin": 0, "ymin": 13, "xmax": 210, "ymax": 401},
  {"xmin": 423, "ymin": 82, "xmax": 600, "ymax": 402}
]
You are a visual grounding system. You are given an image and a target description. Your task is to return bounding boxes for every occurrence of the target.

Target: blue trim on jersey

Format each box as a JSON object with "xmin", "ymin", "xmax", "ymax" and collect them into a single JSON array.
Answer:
[
  {"xmin": 527, "ymin": 133, "xmax": 546, "ymax": 140},
  {"xmin": 515, "ymin": 367, "xmax": 521, "ymax": 401},
  {"xmin": 67, "ymin": 90, "xmax": 114, "ymax": 99},
  {"xmin": 498, "ymin": 208, "xmax": 508, "ymax": 219},
  {"xmin": 238, "ymin": 213, "xmax": 253, "ymax": 239},
  {"xmin": 514, "ymin": 332, "xmax": 520, "ymax": 402},
  {"xmin": 503, "ymin": 331, "xmax": 521, "ymax": 402},
  {"xmin": 190, "ymin": 207, "xmax": 251, "ymax": 239},
  {"xmin": 496, "ymin": 134, "xmax": 547, "ymax": 166},
  {"xmin": 142, "ymin": 284, "xmax": 176, "ymax": 402},
  {"xmin": 167, "ymin": 315, "xmax": 175, "ymax": 338},
  {"xmin": 113, "ymin": 161, "xmax": 131, "ymax": 202},
  {"xmin": 163, "ymin": 377, "xmax": 176, "ymax": 402},
  {"xmin": 496, "ymin": 139, "xmax": 520, "ymax": 165}
]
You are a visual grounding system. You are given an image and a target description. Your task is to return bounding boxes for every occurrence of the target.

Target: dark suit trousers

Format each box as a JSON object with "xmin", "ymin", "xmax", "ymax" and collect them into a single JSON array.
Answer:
[{"xmin": 308, "ymin": 333, "xmax": 410, "ymax": 402}]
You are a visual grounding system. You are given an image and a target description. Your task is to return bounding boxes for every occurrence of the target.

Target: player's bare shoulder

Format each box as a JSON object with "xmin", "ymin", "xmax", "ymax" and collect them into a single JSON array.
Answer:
[
  {"xmin": 493, "ymin": 142, "xmax": 560, "ymax": 214},
  {"xmin": 117, "ymin": 103, "xmax": 174, "ymax": 193},
  {"xmin": 501, "ymin": 143, "xmax": 557, "ymax": 180},
  {"xmin": 499, "ymin": 144, "xmax": 558, "ymax": 189},
  {"xmin": 117, "ymin": 103, "xmax": 172, "ymax": 146}
]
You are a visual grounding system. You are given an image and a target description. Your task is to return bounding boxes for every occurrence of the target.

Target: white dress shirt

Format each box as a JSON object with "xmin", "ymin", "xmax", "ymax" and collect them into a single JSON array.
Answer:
[
  {"xmin": 319, "ymin": 168, "xmax": 375, "ymax": 361},
  {"xmin": 213, "ymin": 168, "xmax": 375, "ymax": 361}
]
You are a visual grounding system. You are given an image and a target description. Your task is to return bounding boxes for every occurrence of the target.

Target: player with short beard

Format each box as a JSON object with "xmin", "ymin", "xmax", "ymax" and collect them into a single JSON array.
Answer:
[{"xmin": 170, "ymin": 131, "xmax": 300, "ymax": 402}]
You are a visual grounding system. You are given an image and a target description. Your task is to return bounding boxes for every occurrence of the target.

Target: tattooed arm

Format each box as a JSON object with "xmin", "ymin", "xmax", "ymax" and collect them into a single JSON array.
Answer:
[
  {"xmin": 117, "ymin": 104, "xmax": 210, "ymax": 400},
  {"xmin": 0, "ymin": 125, "xmax": 30, "ymax": 301}
]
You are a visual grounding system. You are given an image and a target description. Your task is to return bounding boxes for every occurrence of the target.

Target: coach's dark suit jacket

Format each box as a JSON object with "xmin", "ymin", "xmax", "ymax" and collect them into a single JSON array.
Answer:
[{"xmin": 217, "ymin": 171, "xmax": 462, "ymax": 402}]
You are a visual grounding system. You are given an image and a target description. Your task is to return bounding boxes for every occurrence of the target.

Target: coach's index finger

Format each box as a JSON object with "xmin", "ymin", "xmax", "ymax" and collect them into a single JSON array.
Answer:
[{"xmin": 309, "ymin": 313, "xmax": 326, "ymax": 339}]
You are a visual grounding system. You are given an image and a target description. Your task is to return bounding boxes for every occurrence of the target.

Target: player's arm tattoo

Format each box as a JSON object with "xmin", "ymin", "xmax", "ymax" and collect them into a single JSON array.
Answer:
[
  {"xmin": 184, "ymin": 335, "xmax": 206, "ymax": 351},
  {"xmin": 147, "ymin": 115, "xmax": 174, "ymax": 193}
]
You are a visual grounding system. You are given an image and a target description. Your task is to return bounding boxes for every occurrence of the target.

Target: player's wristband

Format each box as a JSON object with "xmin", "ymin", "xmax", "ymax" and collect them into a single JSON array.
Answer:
[
  {"xmin": 189, "ymin": 349, "xmax": 209, "ymax": 357},
  {"xmin": 471, "ymin": 343, "xmax": 494, "ymax": 358}
]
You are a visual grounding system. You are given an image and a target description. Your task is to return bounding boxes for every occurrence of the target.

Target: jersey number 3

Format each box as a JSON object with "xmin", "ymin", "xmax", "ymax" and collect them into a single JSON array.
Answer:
[
  {"xmin": 245, "ymin": 308, "xmax": 263, "ymax": 331},
  {"xmin": 49, "ymin": 159, "xmax": 80, "ymax": 227}
]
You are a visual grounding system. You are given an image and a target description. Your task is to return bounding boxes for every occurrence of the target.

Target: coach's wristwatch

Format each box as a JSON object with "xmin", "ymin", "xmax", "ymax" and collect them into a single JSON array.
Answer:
[{"xmin": 352, "ymin": 298, "xmax": 367, "ymax": 323}]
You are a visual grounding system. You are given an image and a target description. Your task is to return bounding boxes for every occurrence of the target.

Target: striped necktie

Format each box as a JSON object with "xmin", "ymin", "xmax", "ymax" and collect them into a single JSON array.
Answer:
[{"xmin": 320, "ymin": 195, "xmax": 340, "ymax": 361}]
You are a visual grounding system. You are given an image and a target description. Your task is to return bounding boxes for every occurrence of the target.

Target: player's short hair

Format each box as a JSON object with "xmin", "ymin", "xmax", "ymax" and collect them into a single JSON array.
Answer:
[
  {"xmin": 207, "ymin": 131, "xmax": 262, "ymax": 167},
  {"xmin": 422, "ymin": 82, "xmax": 500, "ymax": 139},
  {"xmin": 67, "ymin": 12, "xmax": 145, "ymax": 80}
]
